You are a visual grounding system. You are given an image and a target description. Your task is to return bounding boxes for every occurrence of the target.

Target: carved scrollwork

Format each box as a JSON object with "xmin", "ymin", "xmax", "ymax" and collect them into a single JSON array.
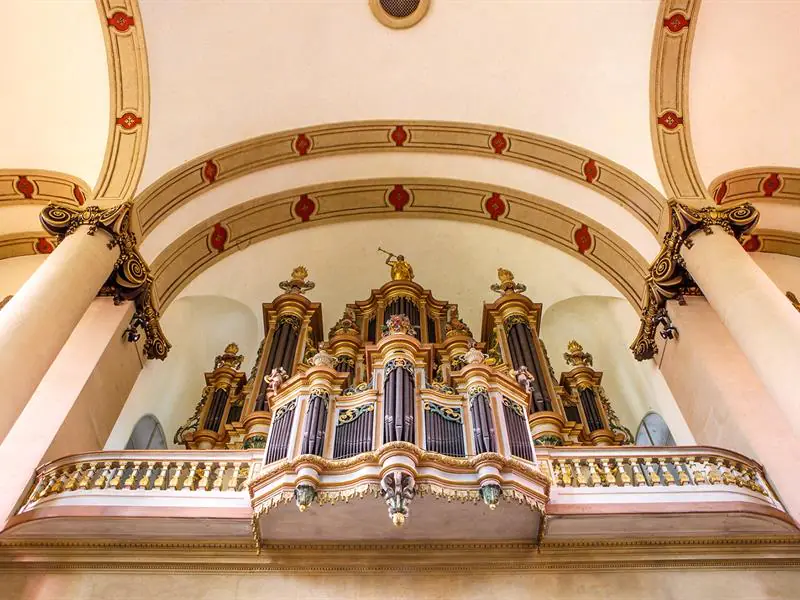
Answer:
[
  {"xmin": 40, "ymin": 202, "xmax": 170, "ymax": 360},
  {"xmin": 631, "ymin": 201, "xmax": 758, "ymax": 361}
]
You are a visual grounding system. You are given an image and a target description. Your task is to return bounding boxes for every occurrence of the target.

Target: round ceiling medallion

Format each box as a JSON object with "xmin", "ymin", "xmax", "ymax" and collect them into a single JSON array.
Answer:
[{"xmin": 370, "ymin": 0, "xmax": 430, "ymax": 29}]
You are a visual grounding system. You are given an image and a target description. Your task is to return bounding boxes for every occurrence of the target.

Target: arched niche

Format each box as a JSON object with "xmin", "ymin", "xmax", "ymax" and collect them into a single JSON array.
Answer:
[
  {"xmin": 106, "ymin": 294, "xmax": 259, "ymax": 450},
  {"xmin": 540, "ymin": 294, "xmax": 694, "ymax": 445}
]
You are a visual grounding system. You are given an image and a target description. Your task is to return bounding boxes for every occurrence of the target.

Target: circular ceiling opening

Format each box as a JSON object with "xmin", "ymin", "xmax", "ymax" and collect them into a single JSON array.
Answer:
[{"xmin": 370, "ymin": 0, "xmax": 429, "ymax": 29}]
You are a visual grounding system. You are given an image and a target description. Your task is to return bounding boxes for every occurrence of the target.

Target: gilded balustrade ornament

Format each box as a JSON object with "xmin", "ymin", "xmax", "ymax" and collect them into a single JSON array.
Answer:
[
  {"xmin": 278, "ymin": 265, "xmax": 315, "ymax": 295},
  {"xmin": 490, "ymin": 267, "xmax": 527, "ymax": 295},
  {"xmin": 40, "ymin": 201, "xmax": 170, "ymax": 359},
  {"xmin": 630, "ymin": 201, "xmax": 759, "ymax": 360}
]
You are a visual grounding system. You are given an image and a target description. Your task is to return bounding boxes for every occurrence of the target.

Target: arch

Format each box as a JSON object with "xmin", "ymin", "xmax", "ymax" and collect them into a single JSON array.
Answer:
[
  {"xmin": 133, "ymin": 120, "xmax": 667, "ymax": 239},
  {"xmin": 124, "ymin": 414, "xmax": 166, "ymax": 450},
  {"xmin": 149, "ymin": 178, "xmax": 650, "ymax": 315},
  {"xmin": 635, "ymin": 412, "xmax": 676, "ymax": 447},
  {"xmin": 650, "ymin": 0, "xmax": 706, "ymax": 200}
]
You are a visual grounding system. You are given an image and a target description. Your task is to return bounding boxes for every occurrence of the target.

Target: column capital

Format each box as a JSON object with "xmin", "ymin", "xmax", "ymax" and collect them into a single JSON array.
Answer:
[
  {"xmin": 40, "ymin": 202, "xmax": 170, "ymax": 360},
  {"xmin": 630, "ymin": 201, "xmax": 759, "ymax": 361}
]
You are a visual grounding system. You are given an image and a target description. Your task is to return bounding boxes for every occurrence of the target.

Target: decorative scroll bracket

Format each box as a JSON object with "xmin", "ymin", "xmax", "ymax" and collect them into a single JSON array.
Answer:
[
  {"xmin": 630, "ymin": 201, "xmax": 759, "ymax": 360},
  {"xmin": 40, "ymin": 201, "xmax": 170, "ymax": 359}
]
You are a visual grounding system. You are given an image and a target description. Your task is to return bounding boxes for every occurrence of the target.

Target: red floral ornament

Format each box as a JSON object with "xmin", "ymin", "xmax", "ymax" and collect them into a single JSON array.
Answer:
[
  {"xmin": 574, "ymin": 224, "xmax": 592, "ymax": 255},
  {"xmin": 743, "ymin": 234, "xmax": 761, "ymax": 253},
  {"xmin": 107, "ymin": 12, "xmax": 135, "ymax": 32},
  {"xmin": 35, "ymin": 237, "xmax": 54, "ymax": 254},
  {"xmin": 294, "ymin": 194, "xmax": 316, "ymax": 222},
  {"xmin": 714, "ymin": 181, "xmax": 728, "ymax": 205},
  {"xmin": 15, "ymin": 176, "xmax": 34, "ymax": 199},
  {"xmin": 485, "ymin": 193, "xmax": 506, "ymax": 220},
  {"xmin": 209, "ymin": 223, "xmax": 228, "ymax": 252},
  {"xmin": 202, "ymin": 160, "xmax": 219, "ymax": 184},
  {"xmin": 657, "ymin": 111, "xmax": 683, "ymax": 131},
  {"xmin": 583, "ymin": 159, "xmax": 598, "ymax": 184},
  {"xmin": 762, "ymin": 173, "xmax": 782, "ymax": 197},
  {"xmin": 73, "ymin": 184, "xmax": 85, "ymax": 205},
  {"xmin": 294, "ymin": 134, "xmax": 311, "ymax": 156},
  {"xmin": 663, "ymin": 13, "xmax": 689, "ymax": 33},
  {"xmin": 391, "ymin": 126, "xmax": 408, "ymax": 147},
  {"xmin": 388, "ymin": 185, "xmax": 410, "ymax": 211},
  {"xmin": 116, "ymin": 112, "xmax": 142, "ymax": 130},
  {"xmin": 490, "ymin": 132, "xmax": 508, "ymax": 154}
]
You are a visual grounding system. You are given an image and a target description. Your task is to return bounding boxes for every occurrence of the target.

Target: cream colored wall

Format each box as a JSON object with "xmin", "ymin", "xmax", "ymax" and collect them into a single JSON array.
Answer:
[
  {"xmin": 4, "ymin": 569, "xmax": 800, "ymax": 600},
  {"xmin": 541, "ymin": 295, "xmax": 693, "ymax": 444},
  {"xmin": 105, "ymin": 295, "xmax": 259, "ymax": 450},
  {"xmin": 752, "ymin": 252, "xmax": 800, "ymax": 296},
  {"xmin": 0, "ymin": 256, "xmax": 46, "ymax": 298},
  {"xmin": 0, "ymin": 0, "xmax": 109, "ymax": 185}
]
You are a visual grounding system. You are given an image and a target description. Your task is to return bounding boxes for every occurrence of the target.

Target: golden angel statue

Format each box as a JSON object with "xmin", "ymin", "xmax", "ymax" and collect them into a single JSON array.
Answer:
[{"xmin": 378, "ymin": 248, "xmax": 414, "ymax": 281}]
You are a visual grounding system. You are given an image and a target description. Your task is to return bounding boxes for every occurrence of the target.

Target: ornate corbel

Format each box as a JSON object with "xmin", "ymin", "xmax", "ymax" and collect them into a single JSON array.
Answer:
[
  {"xmin": 40, "ymin": 202, "xmax": 170, "ymax": 359},
  {"xmin": 631, "ymin": 201, "xmax": 759, "ymax": 360}
]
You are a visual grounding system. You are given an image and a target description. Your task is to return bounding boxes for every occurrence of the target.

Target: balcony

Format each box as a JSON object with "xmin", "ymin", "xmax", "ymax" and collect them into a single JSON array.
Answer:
[{"xmin": 5, "ymin": 445, "xmax": 795, "ymax": 546}]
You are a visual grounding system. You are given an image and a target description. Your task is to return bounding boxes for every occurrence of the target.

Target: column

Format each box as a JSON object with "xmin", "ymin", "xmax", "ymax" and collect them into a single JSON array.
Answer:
[
  {"xmin": 0, "ymin": 225, "xmax": 119, "ymax": 442},
  {"xmin": 658, "ymin": 297, "xmax": 800, "ymax": 522},
  {"xmin": 681, "ymin": 225, "xmax": 800, "ymax": 435}
]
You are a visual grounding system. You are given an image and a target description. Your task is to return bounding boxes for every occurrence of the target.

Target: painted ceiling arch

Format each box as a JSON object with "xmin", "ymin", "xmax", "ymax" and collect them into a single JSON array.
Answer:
[{"xmin": 149, "ymin": 177, "xmax": 649, "ymax": 318}]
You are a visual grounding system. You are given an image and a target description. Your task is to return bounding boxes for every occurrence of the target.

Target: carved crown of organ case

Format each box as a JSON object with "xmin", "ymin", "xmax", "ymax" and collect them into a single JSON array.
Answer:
[{"xmin": 177, "ymin": 263, "xmax": 631, "ymax": 454}]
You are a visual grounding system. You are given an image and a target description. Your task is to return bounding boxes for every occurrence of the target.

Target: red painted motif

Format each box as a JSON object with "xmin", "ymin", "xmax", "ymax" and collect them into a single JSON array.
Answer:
[
  {"xmin": 583, "ymin": 159, "xmax": 598, "ymax": 184},
  {"xmin": 490, "ymin": 132, "xmax": 508, "ymax": 154},
  {"xmin": 209, "ymin": 223, "xmax": 227, "ymax": 252},
  {"xmin": 202, "ymin": 160, "xmax": 219, "ymax": 184},
  {"xmin": 743, "ymin": 235, "xmax": 761, "ymax": 253},
  {"xmin": 15, "ymin": 176, "xmax": 34, "ymax": 199},
  {"xmin": 294, "ymin": 134, "xmax": 311, "ymax": 156},
  {"xmin": 762, "ymin": 173, "xmax": 782, "ymax": 197},
  {"xmin": 35, "ymin": 237, "xmax": 54, "ymax": 254},
  {"xmin": 73, "ymin": 184, "xmax": 85, "ymax": 205},
  {"xmin": 574, "ymin": 224, "xmax": 592, "ymax": 254},
  {"xmin": 657, "ymin": 111, "xmax": 683, "ymax": 130},
  {"xmin": 387, "ymin": 185, "xmax": 410, "ymax": 211},
  {"xmin": 391, "ymin": 126, "xmax": 408, "ymax": 147},
  {"xmin": 294, "ymin": 194, "xmax": 316, "ymax": 222},
  {"xmin": 116, "ymin": 112, "xmax": 142, "ymax": 130},
  {"xmin": 107, "ymin": 12, "xmax": 135, "ymax": 32},
  {"xmin": 664, "ymin": 13, "xmax": 689, "ymax": 32},
  {"xmin": 485, "ymin": 193, "xmax": 506, "ymax": 220},
  {"xmin": 714, "ymin": 181, "xmax": 728, "ymax": 205}
]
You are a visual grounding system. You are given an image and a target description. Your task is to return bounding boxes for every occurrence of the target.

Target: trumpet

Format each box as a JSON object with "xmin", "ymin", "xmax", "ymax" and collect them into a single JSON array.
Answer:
[{"xmin": 377, "ymin": 247, "xmax": 396, "ymax": 258}]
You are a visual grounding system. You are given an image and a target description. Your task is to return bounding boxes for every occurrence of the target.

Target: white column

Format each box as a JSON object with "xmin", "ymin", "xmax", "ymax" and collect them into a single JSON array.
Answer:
[
  {"xmin": 681, "ymin": 225, "xmax": 800, "ymax": 434},
  {"xmin": 0, "ymin": 226, "xmax": 120, "ymax": 442}
]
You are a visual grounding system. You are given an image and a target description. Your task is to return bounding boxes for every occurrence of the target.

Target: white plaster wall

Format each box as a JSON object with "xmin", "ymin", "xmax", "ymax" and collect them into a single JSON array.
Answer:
[
  {"xmin": 139, "ymin": 1, "xmax": 661, "ymax": 191},
  {"xmin": 541, "ymin": 295, "xmax": 693, "ymax": 445},
  {"xmin": 106, "ymin": 295, "xmax": 259, "ymax": 450},
  {"xmin": 0, "ymin": 0, "xmax": 109, "ymax": 185}
]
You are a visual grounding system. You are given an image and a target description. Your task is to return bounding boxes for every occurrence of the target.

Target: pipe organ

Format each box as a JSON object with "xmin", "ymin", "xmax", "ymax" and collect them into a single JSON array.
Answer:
[{"xmin": 176, "ymin": 262, "xmax": 632, "ymax": 459}]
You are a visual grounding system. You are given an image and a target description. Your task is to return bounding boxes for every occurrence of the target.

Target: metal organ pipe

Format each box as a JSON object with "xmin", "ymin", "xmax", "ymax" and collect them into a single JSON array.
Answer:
[
  {"xmin": 470, "ymin": 391, "xmax": 497, "ymax": 454},
  {"xmin": 579, "ymin": 387, "xmax": 604, "ymax": 432}
]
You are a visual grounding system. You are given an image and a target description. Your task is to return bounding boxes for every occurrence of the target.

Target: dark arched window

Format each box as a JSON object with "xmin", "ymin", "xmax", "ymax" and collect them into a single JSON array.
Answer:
[
  {"xmin": 635, "ymin": 412, "xmax": 676, "ymax": 447},
  {"xmin": 125, "ymin": 414, "xmax": 167, "ymax": 450}
]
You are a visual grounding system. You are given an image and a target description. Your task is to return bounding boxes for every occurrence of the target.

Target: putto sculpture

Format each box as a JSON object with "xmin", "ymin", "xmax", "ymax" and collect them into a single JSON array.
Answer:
[{"xmin": 266, "ymin": 367, "xmax": 289, "ymax": 398}]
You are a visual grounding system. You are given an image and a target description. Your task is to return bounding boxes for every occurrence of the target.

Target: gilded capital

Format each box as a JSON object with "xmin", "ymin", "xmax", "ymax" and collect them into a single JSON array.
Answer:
[
  {"xmin": 40, "ymin": 202, "xmax": 170, "ymax": 360},
  {"xmin": 630, "ymin": 200, "xmax": 759, "ymax": 361}
]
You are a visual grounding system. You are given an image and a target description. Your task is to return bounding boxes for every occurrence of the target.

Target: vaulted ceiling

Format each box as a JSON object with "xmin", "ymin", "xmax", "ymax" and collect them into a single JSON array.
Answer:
[{"xmin": 2, "ymin": 0, "xmax": 800, "ymax": 310}]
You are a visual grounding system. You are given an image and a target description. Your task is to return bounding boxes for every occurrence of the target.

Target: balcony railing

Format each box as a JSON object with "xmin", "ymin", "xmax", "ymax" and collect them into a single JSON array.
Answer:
[{"xmin": 6, "ymin": 445, "xmax": 796, "ymax": 544}]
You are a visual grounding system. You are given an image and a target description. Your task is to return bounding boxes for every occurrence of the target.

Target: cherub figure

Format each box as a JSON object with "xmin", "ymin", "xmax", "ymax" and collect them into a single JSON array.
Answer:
[{"xmin": 266, "ymin": 367, "xmax": 289, "ymax": 397}]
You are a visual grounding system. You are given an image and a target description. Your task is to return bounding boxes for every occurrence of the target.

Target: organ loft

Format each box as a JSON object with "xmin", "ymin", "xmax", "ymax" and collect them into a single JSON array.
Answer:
[{"xmin": 174, "ymin": 255, "xmax": 631, "ymax": 520}]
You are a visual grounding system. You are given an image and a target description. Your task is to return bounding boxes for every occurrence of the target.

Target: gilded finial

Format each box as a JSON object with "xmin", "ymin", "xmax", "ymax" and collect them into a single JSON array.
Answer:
[
  {"xmin": 279, "ymin": 265, "xmax": 315, "ymax": 295},
  {"xmin": 378, "ymin": 247, "xmax": 414, "ymax": 281},
  {"xmin": 490, "ymin": 267, "xmax": 527, "ymax": 295},
  {"xmin": 214, "ymin": 342, "xmax": 244, "ymax": 370},
  {"xmin": 564, "ymin": 340, "xmax": 593, "ymax": 367}
]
